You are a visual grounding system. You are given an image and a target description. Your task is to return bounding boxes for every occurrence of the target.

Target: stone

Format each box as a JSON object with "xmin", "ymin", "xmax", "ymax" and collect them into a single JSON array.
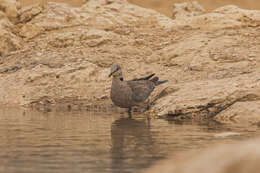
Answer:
[
  {"xmin": 0, "ymin": 0, "xmax": 20, "ymax": 23},
  {"xmin": 172, "ymin": 1, "xmax": 205, "ymax": 19},
  {"xmin": 142, "ymin": 137, "xmax": 260, "ymax": 173},
  {"xmin": 0, "ymin": 0, "xmax": 258, "ymax": 123},
  {"xmin": 0, "ymin": 13, "xmax": 21, "ymax": 56}
]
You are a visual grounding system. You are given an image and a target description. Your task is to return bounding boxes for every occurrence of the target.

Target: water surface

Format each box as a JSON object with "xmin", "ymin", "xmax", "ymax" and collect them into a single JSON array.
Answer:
[{"xmin": 0, "ymin": 108, "xmax": 259, "ymax": 173}]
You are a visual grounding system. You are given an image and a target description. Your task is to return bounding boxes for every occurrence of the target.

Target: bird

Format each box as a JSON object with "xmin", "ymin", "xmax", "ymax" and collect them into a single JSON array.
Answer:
[{"xmin": 108, "ymin": 64, "xmax": 168, "ymax": 115}]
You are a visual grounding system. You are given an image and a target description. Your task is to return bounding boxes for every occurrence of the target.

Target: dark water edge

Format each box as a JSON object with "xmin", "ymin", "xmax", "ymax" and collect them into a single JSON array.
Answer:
[{"xmin": 0, "ymin": 108, "xmax": 259, "ymax": 173}]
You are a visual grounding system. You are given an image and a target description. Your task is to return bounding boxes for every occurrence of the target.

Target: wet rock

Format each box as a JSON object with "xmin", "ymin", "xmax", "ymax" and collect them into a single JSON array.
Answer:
[
  {"xmin": 214, "ymin": 100, "xmax": 260, "ymax": 124},
  {"xmin": 143, "ymin": 137, "xmax": 260, "ymax": 173}
]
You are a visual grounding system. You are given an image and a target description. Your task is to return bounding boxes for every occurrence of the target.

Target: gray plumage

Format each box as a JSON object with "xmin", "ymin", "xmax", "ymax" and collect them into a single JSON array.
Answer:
[{"xmin": 108, "ymin": 64, "xmax": 168, "ymax": 113}]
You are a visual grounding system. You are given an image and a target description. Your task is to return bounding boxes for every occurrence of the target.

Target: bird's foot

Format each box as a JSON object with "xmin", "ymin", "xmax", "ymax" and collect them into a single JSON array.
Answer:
[
  {"xmin": 145, "ymin": 103, "xmax": 151, "ymax": 111},
  {"xmin": 127, "ymin": 108, "xmax": 132, "ymax": 118}
]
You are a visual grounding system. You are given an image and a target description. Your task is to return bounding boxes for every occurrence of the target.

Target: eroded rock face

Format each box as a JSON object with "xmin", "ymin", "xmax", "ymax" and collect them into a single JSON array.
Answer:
[
  {"xmin": 0, "ymin": 0, "xmax": 259, "ymax": 123},
  {"xmin": 143, "ymin": 137, "xmax": 260, "ymax": 173},
  {"xmin": 0, "ymin": 14, "xmax": 21, "ymax": 56},
  {"xmin": 0, "ymin": 0, "xmax": 20, "ymax": 23},
  {"xmin": 0, "ymin": 0, "xmax": 22, "ymax": 56},
  {"xmin": 172, "ymin": 1, "xmax": 205, "ymax": 19}
]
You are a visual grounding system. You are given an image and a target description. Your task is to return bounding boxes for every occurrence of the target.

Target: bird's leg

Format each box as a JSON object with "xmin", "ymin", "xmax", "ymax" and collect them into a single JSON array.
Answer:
[
  {"xmin": 128, "ymin": 108, "xmax": 132, "ymax": 118},
  {"xmin": 147, "ymin": 116, "xmax": 151, "ymax": 128},
  {"xmin": 145, "ymin": 99, "xmax": 151, "ymax": 111},
  {"xmin": 145, "ymin": 100, "xmax": 151, "ymax": 126}
]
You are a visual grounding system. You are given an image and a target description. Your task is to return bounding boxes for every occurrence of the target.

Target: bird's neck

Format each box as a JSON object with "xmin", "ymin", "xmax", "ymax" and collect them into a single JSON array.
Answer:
[{"xmin": 112, "ymin": 76, "xmax": 123, "ymax": 83}]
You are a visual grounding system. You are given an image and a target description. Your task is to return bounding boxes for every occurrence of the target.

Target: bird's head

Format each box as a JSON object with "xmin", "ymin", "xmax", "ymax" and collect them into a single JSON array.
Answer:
[{"xmin": 109, "ymin": 64, "xmax": 123, "ymax": 78}]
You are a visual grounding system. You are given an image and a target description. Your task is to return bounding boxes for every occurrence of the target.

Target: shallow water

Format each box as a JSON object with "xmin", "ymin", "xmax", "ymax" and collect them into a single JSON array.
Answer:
[{"xmin": 0, "ymin": 108, "xmax": 259, "ymax": 173}]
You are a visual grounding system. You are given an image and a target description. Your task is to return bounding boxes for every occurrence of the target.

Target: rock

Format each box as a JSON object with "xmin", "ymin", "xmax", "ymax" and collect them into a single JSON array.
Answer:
[
  {"xmin": 142, "ymin": 137, "xmax": 260, "ymax": 173},
  {"xmin": 152, "ymin": 73, "xmax": 260, "ymax": 122},
  {"xmin": 172, "ymin": 1, "xmax": 205, "ymax": 19},
  {"xmin": 0, "ymin": 0, "xmax": 258, "ymax": 123},
  {"xmin": 0, "ymin": 0, "xmax": 20, "ymax": 23},
  {"xmin": 171, "ymin": 5, "xmax": 260, "ymax": 30},
  {"xmin": 0, "ymin": 0, "xmax": 22, "ymax": 56},
  {"xmin": 18, "ymin": 23, "xmax": 44, "ymax": 39},
  {"xmin": 214, "ymin": 132, "xmax": 240, "ymax": 138},
  {"xmin": 22, "ymin": 2, "xmax": 80, "ymax": 30},
  {"xmin": 0, "ymin": 12, "xmax": 21, "ymax": 56},
  {"xmin": 214, "ymin": 100, "xmax": 260, "ymax": 124},
  {"xmin": 18, "ymin": 4, "xmax": 43, "ymax": 23}
]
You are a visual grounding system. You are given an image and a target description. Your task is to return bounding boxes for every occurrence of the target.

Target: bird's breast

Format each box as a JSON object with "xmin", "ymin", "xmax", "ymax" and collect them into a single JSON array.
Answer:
[{"xmin": 110, "ymin": 81, "xmax": 134, "ymax": 108}]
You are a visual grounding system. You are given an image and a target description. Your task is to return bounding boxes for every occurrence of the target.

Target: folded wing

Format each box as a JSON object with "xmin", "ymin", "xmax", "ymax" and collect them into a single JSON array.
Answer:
[{"xmin": 127, "ymin": 80, "xmax": 155, "ymax": 102}]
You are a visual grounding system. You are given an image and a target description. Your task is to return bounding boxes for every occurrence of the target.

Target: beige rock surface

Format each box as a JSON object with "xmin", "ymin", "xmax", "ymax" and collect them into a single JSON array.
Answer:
[
  {"xmin": 0, "ymin": 0, "xmax": 259, "ymax": 123},
  {"xmin": 129, "ymin": 0, "xmax": 260, "ymax": 17},
  {"xmin": 172, "ymin": 1, "xmax": 205, "ymax": 19},
  {"xmin": 18, "ymin": 0, "xmax": 260, "ymax": 18},
  {"xmin": 0, "ymin": 0, "xmax": 20, "ymax": 22},
  {"xmin": 0, "ymin": 12, "xmax": 21, "ymax": 56},
  {"xmin": 143, "ymin": 137, "xmax": 260, "ymax": 173}
]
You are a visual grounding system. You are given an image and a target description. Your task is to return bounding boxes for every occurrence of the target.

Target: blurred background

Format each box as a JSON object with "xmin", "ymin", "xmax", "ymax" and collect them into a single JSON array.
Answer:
[{"xmin": 20, "ymin": 0, "xmax": 260, "ymax": 17}]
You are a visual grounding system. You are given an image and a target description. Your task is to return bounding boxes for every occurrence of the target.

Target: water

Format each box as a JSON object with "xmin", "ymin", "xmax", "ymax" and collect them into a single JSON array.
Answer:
[{"xmin": 0, "ymin": 108, "xmax": 259, "ymax": 173}]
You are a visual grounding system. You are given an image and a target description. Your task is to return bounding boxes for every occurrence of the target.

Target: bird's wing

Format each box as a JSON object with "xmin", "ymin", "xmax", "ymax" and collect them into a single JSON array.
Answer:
[
  {"xmin": 131, "ymin": 73, "xmax": 155, "ymax": 81},
  {"xmin": 126, "ymin": 80, "xmax": 155, "ymax": 102}
]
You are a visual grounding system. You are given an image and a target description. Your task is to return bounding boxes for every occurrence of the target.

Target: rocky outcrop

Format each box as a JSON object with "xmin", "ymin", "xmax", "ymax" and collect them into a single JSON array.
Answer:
[
  {"xmin": 143, "ymin": 137, "xmax": 260, "ymax": 173},
  {"xmin": 0, "ymin": 0, "xmax": 259, "ymax": 123},
  {"xmin": 172, "ymin": 1, "xmax": 205, "ymax": 19},
  {"xmin": 0, "ymin": 0, "xmax": 22, "ymax": 56},
  {"xmin": 0, "ymin": 15, "xmax": 21, "ymax": 56},
  {"xmin": 0, "ymin": 0, "xmax": 20, "ymax": 23}
]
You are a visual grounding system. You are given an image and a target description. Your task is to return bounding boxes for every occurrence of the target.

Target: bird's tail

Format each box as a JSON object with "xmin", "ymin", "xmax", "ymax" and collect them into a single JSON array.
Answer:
[
  {"xmin": 133, "ymin": 73, "xmax": 155, "ymax": 81},
  {"xmin": 150, "ymin": 77, "xmax": 168, "ymax": 86},
  {"xmin": 143, "ymin": 73, "xmax": 155, "ymax": 80},
  {"xmin": 155, "ymin": 80, "xmax": 168, "ymax": 86}
]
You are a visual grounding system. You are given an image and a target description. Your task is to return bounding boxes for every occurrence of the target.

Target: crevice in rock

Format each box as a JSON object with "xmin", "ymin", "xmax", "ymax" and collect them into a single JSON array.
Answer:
[
  {"xmin": 18, "ymin": 4, "xmax": 43, "ymax": 24},
  {"xmin": 0, "ymin": 66, "xmax": 21, "ymax": 74},
  {"xmin": 167, "ymin": 91, "xmax": 260, "ymax": 120}
]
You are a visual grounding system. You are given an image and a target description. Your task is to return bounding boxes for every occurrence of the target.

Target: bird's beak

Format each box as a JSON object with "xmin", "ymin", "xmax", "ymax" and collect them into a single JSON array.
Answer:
[
  {"xmin": 108, "ymin": 68, "xmax": 119, "ymax": 77},
  {"xmin": 108, "ymin": 70, "xmax": 116, "ymax": 77}
]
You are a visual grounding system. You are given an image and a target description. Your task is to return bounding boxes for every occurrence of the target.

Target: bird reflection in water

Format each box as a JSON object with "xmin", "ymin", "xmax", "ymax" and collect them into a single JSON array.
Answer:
[{"xmin": 110, "ymin": 117, "xmax": 159, "ymax": 173}]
